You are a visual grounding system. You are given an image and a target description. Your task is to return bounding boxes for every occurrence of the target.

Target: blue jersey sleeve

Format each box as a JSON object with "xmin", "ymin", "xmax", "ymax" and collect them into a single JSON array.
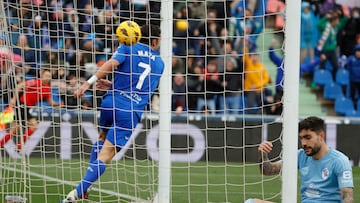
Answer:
[
  {"xmin": 297, "ymin": 149, "xmax": 301, "ymax": 169},
  {"xmin": 111, "ymin": 45, "xmax": 128, "ymax": 64},
  {"xmin": 268, "ymin": 47, "xmax": 283, "ymax": 67},
  {"xmin": 334, "ymin": 156, "xmax": 354, "ymax": 189}
]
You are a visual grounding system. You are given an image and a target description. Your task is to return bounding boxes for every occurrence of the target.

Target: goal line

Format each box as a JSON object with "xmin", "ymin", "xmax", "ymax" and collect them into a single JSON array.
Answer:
[{"xmin": 2, "ymin": 165, "xmax": 146, "ymax": 202}]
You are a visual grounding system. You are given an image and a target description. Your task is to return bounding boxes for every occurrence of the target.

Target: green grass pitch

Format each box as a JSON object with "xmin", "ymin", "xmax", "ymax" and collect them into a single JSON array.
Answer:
[{"xmin": 1, "ymin": 158, "xmax": 359, "ymax": 202}]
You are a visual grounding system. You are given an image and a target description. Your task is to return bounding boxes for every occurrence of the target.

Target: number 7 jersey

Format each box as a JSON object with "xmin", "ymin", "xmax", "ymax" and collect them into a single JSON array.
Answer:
[{"xmin": 107, "ymin": 43, "xmax": 165, "ymax": 110}]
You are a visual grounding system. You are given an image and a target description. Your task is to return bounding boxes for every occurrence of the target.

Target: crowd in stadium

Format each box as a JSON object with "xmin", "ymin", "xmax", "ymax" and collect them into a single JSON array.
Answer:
[{"xmin": 1, "ymin": 0, "xmax": 359, "ymax": 116}]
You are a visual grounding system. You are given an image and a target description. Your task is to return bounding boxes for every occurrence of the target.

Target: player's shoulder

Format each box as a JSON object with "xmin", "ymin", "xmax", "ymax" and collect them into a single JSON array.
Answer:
[
  {"xmin": 115, "ymin": 44, "xmax": 131, "ymax": 53},
  {"xmin": 328, "ymin": 148, "xmax": 350, "ymax": 162},
  {"xmin": 297, "ymin": 149, "xmax": 312, "ymax": 164},
  {"xmin": 298, "ymin": 148, "xmax": 306, "ymax": 156},
  {"xmin": 154, "ymin": 53, "xmax": 165, "ymax": 66}
]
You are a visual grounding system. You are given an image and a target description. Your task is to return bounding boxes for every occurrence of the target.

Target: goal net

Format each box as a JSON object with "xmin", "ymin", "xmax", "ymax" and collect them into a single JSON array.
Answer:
[{"xmin": 0, "ymin": 0, "xmax": 299, "ymax": 202}]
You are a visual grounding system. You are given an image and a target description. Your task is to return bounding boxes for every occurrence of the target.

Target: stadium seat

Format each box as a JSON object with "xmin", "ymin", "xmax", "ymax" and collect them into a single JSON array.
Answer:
[
  {"xmin": 335, "ymin": 68, "xmax": 350, "ymax": 97},
  {"xmin": 357, "ymin": 100, "xmax": 360, "ymax": 110},
  {"xmin": 323, "ymin": 82, "xmax": 343, "ymax": 100},
  {"xmin": 324, "ymin": 60, "xmax": 333, "ymax": 72},
  {"xmin": 335, "ymin": 69, "xmax": 349, "ymax": 85},
  {"xmin": 303, "ymin": 55, "xmax": 319, "ymax": 64},
  {"xmin": 345, "ymin": 109, "xmax": 360, "ymax": 118},
  {"xmin": 313, "ymin": 69, "xmax": 333, "ymax": 87},
  {"xmin": 334, "ymin": 97, "xmax": 354, "ymax": 115}
]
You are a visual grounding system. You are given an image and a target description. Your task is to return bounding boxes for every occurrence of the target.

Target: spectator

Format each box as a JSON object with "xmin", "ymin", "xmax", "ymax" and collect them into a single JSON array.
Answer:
[
  {"xmin": 268, "ymin": 39, "xmax": 284, "ymax": 96},
  {"xmin": 316, "ymin": 8, "xmax": 349, "ymax": 78},
  {"xmin": 266, "ymin": 0, "xmax": 285, "ymax": 44},
  {"xmin": 346, "ymin": 44, "xmax": 360, "ymax": 107},
  {"xmin": 67, "ymin": 9, "xmax": 80, "ymax": 37},
  {"xmin": 60, "ymin": 73, "xmax": 91, "ymax": 109},
  {"xmin": 208, "ymin": 22, "xmax": 238, "ymax": 73},
  {"xmin": 188, "ymin": 1, "xmax": 206, "ymax": 20},
  {"xmin": 172, "ymin": 73, "xmax": 187, "ymax": 115},
  {"xmin": 27, "ymin": 15, "xmax": 47, "ymax": 63},
  {"xmin": 105, "ymin": 0, "xmax": 121, "ymax": 17},
  {"xmin": 338, "ymin": 7, "xmax": 360, "ymax": 57},
  {"xmin": 78, "ymin": 3, "xmax": 96, "ymax": 34},
  {"xmin": 231, "ymin": 0, "xmax": 264, "ymax": 37},
  {"xmin": 64, "ymin": 38, "xmax": 76, "ymax": 63},
  {"xmin": 243, "ymin": 47, "xmax": 271, "ymax": 114},
  {"xmin": 173, "ymin": 5, "xmax": 190, "ymax": 56},
  {"xmin": 219, "ymin": 57, "xmax": 242, "ymax": 115},
  {"xmin": 44, "ymin": 50, "xmax": 60, "ymax": 66},
  {"xmin": 196, "ymin": 60, "xmax": 222, "ymax": 115},
  {"xmin": 186, "ymin": 1, "xmax": 206, "ymax": 56},
  {"xmin": 10, "ymin": 3, "xmax": 33, "ymax": 30},
  {"xmin": 265, "ymin": 91, "xmax": 283, "ymax": 115},
  {"xmin": 12, "ymin": 34, "xmax": 37, "ymax": 76},
  {"xmin": 172, "ymin": 56, "xmax": 185, "ymax": 74},
  {"xmin": 81, "ymin": 33, "xmax": 105, "ymax": 64},
  {"xmin": 96, "ymin": 7, "xmax": 118, "ymax": 52},
  {"xmin": 67, "ymin": 51, "xmax": 87, "ymax": 79},
  {"xmin": 268, "ymin": 39, "xmax": 325, "ymax": 92},
  {"xmin": 0, "ymin": 52, "xmax": 22, "ymax": 103},
  {"xmin": 318, "ymin": 0, "xmax": 342, "ymax": 17},
  {"xmin": 9, "ymin": 20, "xmax": 21, "ymax": 47},
  {"xmin": 0, "ymin": 34, "xmax": 10, "ymax": 54},
  {"xmin": 300, "ymin": 1, "xmax": 318, "ymax": 64},
  {"xmin": 187, "ymin": 65, "xmax": 204, "ymax": 112},
  {"xmin": 0, "ymin": 69, "xmax": 62, "ymax": 149},
  {"xmin": 48, "ymin": 8, "xmax": 73, "ymax": 49},
  {"xmin": 192, "ymin": 9, "xmax": 221, "ymax": 39},
  {"xmin": 130, "ymin": 0, "xmax": 149, "ymax": 26}
]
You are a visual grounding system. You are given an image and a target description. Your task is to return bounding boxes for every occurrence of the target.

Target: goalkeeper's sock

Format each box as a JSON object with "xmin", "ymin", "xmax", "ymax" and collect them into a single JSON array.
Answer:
[
  {"xmin": 76, "ymin": 160, "xmax": 106, "ymax": 198},
  {"xmin": 89, "ymin": 141, "xmax": 104, "ymax": 163},
  {"xmin": 17, "ymin": 128, "xmax": 34, "ymax": 150},
  {"xmin": 0, "ymin": 133, "xmax": 11, "ymax": 148}
]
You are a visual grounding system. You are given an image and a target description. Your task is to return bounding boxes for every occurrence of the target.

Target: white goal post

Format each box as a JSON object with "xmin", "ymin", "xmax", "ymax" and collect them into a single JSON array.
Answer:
[
  {"xmin": 282, "ymin": 0, "xmax": 301, "ymax": 202},
  {"xmin": 157, "ymin": 0, "xmax": 173, "ymax": 202}
]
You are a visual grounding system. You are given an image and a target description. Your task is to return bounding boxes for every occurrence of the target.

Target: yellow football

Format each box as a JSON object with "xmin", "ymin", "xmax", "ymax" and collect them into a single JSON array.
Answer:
[{"xmin": 116, "ymin": 20, "xmax": 142, "ymax": 46}]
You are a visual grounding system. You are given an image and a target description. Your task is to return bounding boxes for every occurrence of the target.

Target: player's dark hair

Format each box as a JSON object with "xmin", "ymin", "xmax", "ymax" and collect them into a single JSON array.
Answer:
[
  {"xmin": 298, "ymin": 116, "xmax": 325, "ymax": 133},
  {"xmin": 140, "ymin": 24, "xmax": 161, "ymax": 45}
]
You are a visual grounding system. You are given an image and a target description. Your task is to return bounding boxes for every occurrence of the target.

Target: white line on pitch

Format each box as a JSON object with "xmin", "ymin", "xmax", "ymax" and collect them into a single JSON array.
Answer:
[{"xmin": 3, "ymin": 165, "xmax": 147, "ymax": 202}]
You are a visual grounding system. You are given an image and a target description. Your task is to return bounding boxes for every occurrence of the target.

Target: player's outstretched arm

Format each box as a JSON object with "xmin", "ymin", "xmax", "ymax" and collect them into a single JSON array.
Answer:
[
  {"xmin": 95, "ymin": 79, "xmax": 112, "ymax": 91},
  {"xmin": 341, "ymin": 187, "xmax": 353, "ymax": 203},
  {"xmin": 46, "ymin": 97, "xmax": 63, "ymax": 107},
  {"xmin": 258, "ymin": 141, "xmax": 282, "ymax": 176},
  {"xmin": 74, "ymin": 59, "xmax": 119, "ymax": 98},
  {"xmin": 9, "ymin": 81, "xmax": 26, "ymax": 107}
]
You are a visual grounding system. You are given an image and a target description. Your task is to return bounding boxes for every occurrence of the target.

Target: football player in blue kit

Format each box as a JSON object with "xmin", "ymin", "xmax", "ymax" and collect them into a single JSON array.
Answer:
[
  {"xmin": 63, "ymin": 24, "xmax": 164, "ymax": 201},
  {"xmin": 250, "ymin": 116, "xmax": 353, "ymax": 203}
]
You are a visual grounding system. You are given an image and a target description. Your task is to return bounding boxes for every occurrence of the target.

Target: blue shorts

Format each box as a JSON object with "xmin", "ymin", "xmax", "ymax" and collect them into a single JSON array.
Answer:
[{"xmin": 99, "ymin": 97, "xmax": 142, "ymax": 148}]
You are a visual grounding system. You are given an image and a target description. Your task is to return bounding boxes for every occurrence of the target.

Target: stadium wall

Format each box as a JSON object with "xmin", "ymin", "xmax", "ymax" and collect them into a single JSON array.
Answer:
[{"xmin": 2, "ymin": 112, "xmax": 360, "ymax": 166}]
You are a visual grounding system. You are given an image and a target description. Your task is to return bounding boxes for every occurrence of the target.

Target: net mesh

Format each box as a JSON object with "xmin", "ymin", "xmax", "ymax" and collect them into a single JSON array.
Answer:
[{"xmin": 0, "ymin": 0, "xmax": 285, "ymax": 202}]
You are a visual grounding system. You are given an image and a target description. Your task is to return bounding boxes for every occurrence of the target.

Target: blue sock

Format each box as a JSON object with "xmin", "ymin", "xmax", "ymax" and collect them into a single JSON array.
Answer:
[
  {"xmin": 89, "ymin": 141, "xmax": 104, "ymax": 163},
  {"xmin": 76, "ymin": 160, "xmax": 106, "ymax": 198}
]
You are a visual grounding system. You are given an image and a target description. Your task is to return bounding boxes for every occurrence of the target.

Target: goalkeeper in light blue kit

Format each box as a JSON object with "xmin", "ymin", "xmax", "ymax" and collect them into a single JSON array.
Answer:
[
  {"xmin": 63, "ymin": 24, "xmax": 164, "ymax": 201},
  {"xmin": 247, "ymin": 116, "xmax": 353, "ymax": 203}
]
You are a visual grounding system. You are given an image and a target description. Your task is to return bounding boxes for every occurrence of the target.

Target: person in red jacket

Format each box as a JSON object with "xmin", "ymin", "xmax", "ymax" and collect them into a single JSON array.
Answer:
[{"xmin": 0, "ymin": 68, "xmax": 62, "ymax": 149}]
